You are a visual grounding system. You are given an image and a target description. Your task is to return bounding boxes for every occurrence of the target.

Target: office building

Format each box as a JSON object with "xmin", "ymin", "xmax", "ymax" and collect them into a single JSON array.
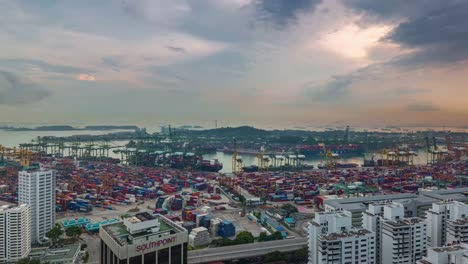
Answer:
[
  {"xmin": 18, "ymin": 169, "xmax": 56, "ymax": 244},
  {"xmin": 381, "ymin": 203, "xmax": 427, "ymax": 264},
  {"xmin": 99, "ymin": 212, "xmax": 188, "ymax": 264},
  {"xmin": 308, "ymin": 210, "xmax": 375, "ymax": 264},
  {"xmin": 0, "ymin": 204, "xmax": 32, "ymax": 262},
  {"xmin": 418, "ymin": 242, "xmax": 468, "ymax": 264}
]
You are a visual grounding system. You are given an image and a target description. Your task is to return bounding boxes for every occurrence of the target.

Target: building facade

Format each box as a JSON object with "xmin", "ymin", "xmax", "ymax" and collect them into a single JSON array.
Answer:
[
  {"xmin": 418, "ymin": 243, "xmax": 468, "ymax": 264},
  {"xmin": 426, "ymin": 200, "xmax": 468, "ymax": 247},
  {"xmin": 99, "ymin": 212, "xmax": 188, "ymax": 264},
  {"xmin": 0, "ymin": 204, "xmax": 32, "ymax": 262},
  {"xmin": 18, "ymin": 169, "xmax": 56, "ymax": 244},
  {"xmin": 309, "ymin": 210, "xmax": 375, "ymax": 264},
  {"xmin": 381, "ymin": 203, "xmax": 427, "ymax": 264}
]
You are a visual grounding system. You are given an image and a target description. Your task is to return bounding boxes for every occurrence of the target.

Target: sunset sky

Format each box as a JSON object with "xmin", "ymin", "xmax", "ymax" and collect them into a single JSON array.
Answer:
[{"xmin": 0, "ymin": 0, "xmax": 467, "ymax": 128}]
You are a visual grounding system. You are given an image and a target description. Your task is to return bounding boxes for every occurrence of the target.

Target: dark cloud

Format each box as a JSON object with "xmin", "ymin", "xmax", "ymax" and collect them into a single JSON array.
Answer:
[
  {"xmin": 346, "ymin": 0, "xmax": 468, "ymax": 67},
  {"xmin": 0, "ymin": 70, "xmax": 51, "ymax": 104},
  {"xmin": 407, "ymin": 103, "xmax": 440, "ymax": 112},
  {"xmin": 306, "ymin": 74, "xmax": 355, "ymax": 102},
  {"xmin": 253, "ymin": 0, "xmax": 322, "ymax": 27},
  {"xmin": 0, "ymin": 58, "xmax": 92, "ymax": 75},
  {"xmin": 101, "ymin": 57, "xmax": 123, "ymax": 71},
  {"xmin": 167, "ymin": 46, "xmax": 186, "ymax": 53},
  {"xmin": 344, "ymin": 0, "xmax": 450, "ymax": 19}
]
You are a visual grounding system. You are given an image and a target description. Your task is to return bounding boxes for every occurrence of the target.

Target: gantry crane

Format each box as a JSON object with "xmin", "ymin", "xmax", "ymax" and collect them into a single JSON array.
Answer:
[
  {"xmin": 257, "ymin": 146, "xmax": 270, "ymax": 172},
  {"xmin": 232, "ymin": 139, "xmax": 243, "ymax": 174}
]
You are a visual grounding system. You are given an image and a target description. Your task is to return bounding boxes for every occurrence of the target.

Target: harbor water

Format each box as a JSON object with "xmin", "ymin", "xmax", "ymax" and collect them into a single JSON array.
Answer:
[{"xmin": 0, "ymin": 129, "xmax": 429, "ymax": 173}]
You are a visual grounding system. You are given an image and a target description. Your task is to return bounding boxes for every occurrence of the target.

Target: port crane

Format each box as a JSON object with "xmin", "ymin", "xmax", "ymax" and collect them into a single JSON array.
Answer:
[
  {"xmin": 231, "ymin": 139, "xmax": 243, "ymax": 174},
  {"xmin": 257, "ymin": 146, "xmax": 270, "ymax": 172},
  {"xmin": 320, "ymin": 144, "xmax": 338, "ymax": 170}
]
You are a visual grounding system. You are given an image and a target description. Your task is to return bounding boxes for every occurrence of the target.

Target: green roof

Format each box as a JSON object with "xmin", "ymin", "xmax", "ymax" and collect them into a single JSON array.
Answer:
[{"xmin": 103, "ymin": 218, "xmax": 175, "ymax": 246}]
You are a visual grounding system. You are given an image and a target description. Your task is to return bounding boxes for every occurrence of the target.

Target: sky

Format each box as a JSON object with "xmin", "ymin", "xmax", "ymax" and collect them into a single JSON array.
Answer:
[{"xmin": 0, "ymin": 0, "xmax": 467, "ymax": 128}]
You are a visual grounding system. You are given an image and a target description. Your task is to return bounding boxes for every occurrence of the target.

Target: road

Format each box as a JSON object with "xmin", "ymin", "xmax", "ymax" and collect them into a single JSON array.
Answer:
[{"xmin": 187, "ymin": 238, "xmax": 308, "ymax": 264}]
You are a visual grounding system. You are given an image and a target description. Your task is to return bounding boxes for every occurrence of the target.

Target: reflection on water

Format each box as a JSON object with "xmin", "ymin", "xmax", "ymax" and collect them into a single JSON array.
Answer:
[
  {"xmin": 0, "ymin": 130, "xmax": 429, "ymax": 173},
  {"xmin": 204, "ymin": 150, "xmax": 429, "ymax": 173}
]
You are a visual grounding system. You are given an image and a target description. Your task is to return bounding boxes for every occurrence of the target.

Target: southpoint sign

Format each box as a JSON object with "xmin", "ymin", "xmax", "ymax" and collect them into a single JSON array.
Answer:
[{"xmin": 135, "ymin": 236, "xmax": 178, "ymax": 252}]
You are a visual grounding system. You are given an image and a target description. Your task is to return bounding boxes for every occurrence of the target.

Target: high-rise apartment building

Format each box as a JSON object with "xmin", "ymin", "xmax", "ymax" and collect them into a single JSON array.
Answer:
[
  {"xmin": 308, "ymin": 209, "xmax": 376, "ymax": 264},
  {"xmin": 426, "ymin": 200, "xmax": 468, "ymax": 247},
  {"xmin": 0, "ymin": 204, "xmax": 32, "ymax": 262},
  {"xmin": 18, "ymin": 169, "xmax": 56, "ymax": 244},
  {"xmin": 380, "ymin": 203, "xmax": 427, "ymax": 264}
]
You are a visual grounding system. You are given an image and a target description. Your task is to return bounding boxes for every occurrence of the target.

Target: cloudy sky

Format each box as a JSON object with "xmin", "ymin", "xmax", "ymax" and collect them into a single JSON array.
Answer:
[{"xmin": 0, "ymin": 0, "xmax": 467, "ymax": 128}]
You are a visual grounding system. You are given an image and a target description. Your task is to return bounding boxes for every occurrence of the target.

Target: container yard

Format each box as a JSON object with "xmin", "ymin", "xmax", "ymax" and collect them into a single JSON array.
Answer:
[{"xmin": 1, "ymin": 127, "xmax": 468, "ymax": 264}]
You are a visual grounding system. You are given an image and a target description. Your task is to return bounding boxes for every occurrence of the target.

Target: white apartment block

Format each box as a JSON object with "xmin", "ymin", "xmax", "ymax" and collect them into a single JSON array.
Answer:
[
  {"xmin": 309, "ymin": 209, "xmax": 375, "ymax": 264},
  {"xmin": 418, "ymin": 242, "xmax": 468, "ymax": 264},
  {"xmin": 426, "ymin": 200, "xmax": 468, "ymax": 247},
  {"xmin": 381, "ymin": 202, "xmax": 427, "ymax": 264},
  {"xmin": 363, "ymin": 200, "xmax": 394, "ymax": 264},
  {"xmin": 18, "ymin": 170, "xmax": 56, "ymax": 244},
  {"xmin": 0, "ymin": 204, "xmax": 32, "ymax": 262}
]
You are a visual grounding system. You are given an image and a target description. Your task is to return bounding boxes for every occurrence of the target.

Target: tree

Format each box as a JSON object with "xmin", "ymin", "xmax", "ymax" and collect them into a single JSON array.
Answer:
[
  {"xmin": 17, "ymin": 259, "xmax": 43, "ymax": 264},
  {"xmin": 83, "ymin": 251, "xmax": 90, "ymax": 263},
  {"xmin": 18, "ymin": 259, "xmax": 30, "ymax": 264},
  {"xmin": 264, "ymin": 251, "xmax": 286, "ymax": 262},
  {"xmin": 293, "ymin": 246, "xmax": 308, "ymax": 263},
  {"xmin": 65, "ymin": 226, "xmax": 83, "ymax": 239},
  {"xmin": 281, "ymin": 203, "xmax": 298, "ymax": 218},
  {"xmin": 258, "ymin": 232, "xmax": 269, "ymax": 242},
  {"xmin": 46, "ymin": 224, "xmax": 63, "ymax": 244},
  {"xmin": 271, "ymin": 231, "xmax": 283, "ymax": 241},
  {"xmin": 235, "ymin": 231, "xmax": 254, "ymax": 244}
]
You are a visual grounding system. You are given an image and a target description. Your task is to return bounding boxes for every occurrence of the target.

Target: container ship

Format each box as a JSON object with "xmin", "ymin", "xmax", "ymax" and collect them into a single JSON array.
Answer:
[
  {"xmin": 222, "ymin": 148, "xmax": 259, "ymax": 155},
  {"xmin": 317, "ymin": 163, "xmax": 359, "ymax": 169},
  {"xmin": 196, "ymin": 159, "xmax": 223, "ymax": 172},
  {"xmin": 297, "ymin": 144, "xmax": 364, "ymax": 156},
  {"xmin": 242, "ymin": 164, "xmax": 314, "ymax": 172}
]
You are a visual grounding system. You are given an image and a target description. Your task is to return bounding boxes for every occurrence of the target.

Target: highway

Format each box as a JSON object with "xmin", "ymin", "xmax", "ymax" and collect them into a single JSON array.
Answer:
[{"xmin": 187, "ymin": 238, "xmax": 308, "ymax": 264}]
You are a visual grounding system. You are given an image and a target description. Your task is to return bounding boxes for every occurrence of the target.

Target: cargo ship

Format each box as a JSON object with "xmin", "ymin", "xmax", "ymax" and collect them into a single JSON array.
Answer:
[
  {"xmin": 222, "ymin": 148, "xmax": 259, "ymax": 155},
  {"xmin": 242, "ymin": 164, "xmax": 314, "ymax": 172},
  {"xmin": 297, "ymin": 144, "xmax": 364, "ymax": 156},
  {"xmin": 317, "ymin": 163, "xmax": 359, "ymax": 169},
  {"xmin": 362, "ymin": 159, "xmax": 408, "ymax": 167},
  {"xmin": 196, "ymin": 159, "xmax": 223, "ymax": 172}
]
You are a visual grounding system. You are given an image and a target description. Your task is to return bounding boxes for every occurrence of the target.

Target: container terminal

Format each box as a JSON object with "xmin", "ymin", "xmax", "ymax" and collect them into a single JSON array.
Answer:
[{"xmin": 0, "ymin": 126, "xmax": 467, "ymax": 263}]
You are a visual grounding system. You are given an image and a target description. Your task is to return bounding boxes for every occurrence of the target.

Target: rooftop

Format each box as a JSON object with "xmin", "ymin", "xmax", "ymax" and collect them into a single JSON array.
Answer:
[
  {"xmin": 324, "ymin": 189, "xmax": 468, "ymax": 213},
  {"xmin": 449, "ymin": 218, "xmax": 468, "ymax": 226},
  {"xmin": 320, "ymin": 229, "xmax": 372, "ymax": 241},
  {"xmin": 102, "ymin": 213, "xmax": 185, "ymax": 246},
  {"xmin": 29, "ymin": 244, "xmax": 80, "ymax": 262},
  {"xmin": 432, "ymin": 244, "xmax": 467, "ymax": 253},
  {"xmin": 384, "ymin": 217, "xmax": 425, "ymax": 227}
]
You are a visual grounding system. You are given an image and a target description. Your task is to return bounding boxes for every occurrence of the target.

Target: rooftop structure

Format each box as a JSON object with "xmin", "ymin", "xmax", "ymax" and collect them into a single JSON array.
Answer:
[
  {"xmin": 100, "ymin": 212, "xmax": 188, "ymax": 264},
  {"xmin": 29, "ymin": 244, "xmax": 81, "ymax": 264},
  {"xmin": 325, "ymin": 188, "xmax": 468, "ymax": 227},
  {"xmin": 418, "ymin": 243, "xmax": 468, "ymax": 264}
]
